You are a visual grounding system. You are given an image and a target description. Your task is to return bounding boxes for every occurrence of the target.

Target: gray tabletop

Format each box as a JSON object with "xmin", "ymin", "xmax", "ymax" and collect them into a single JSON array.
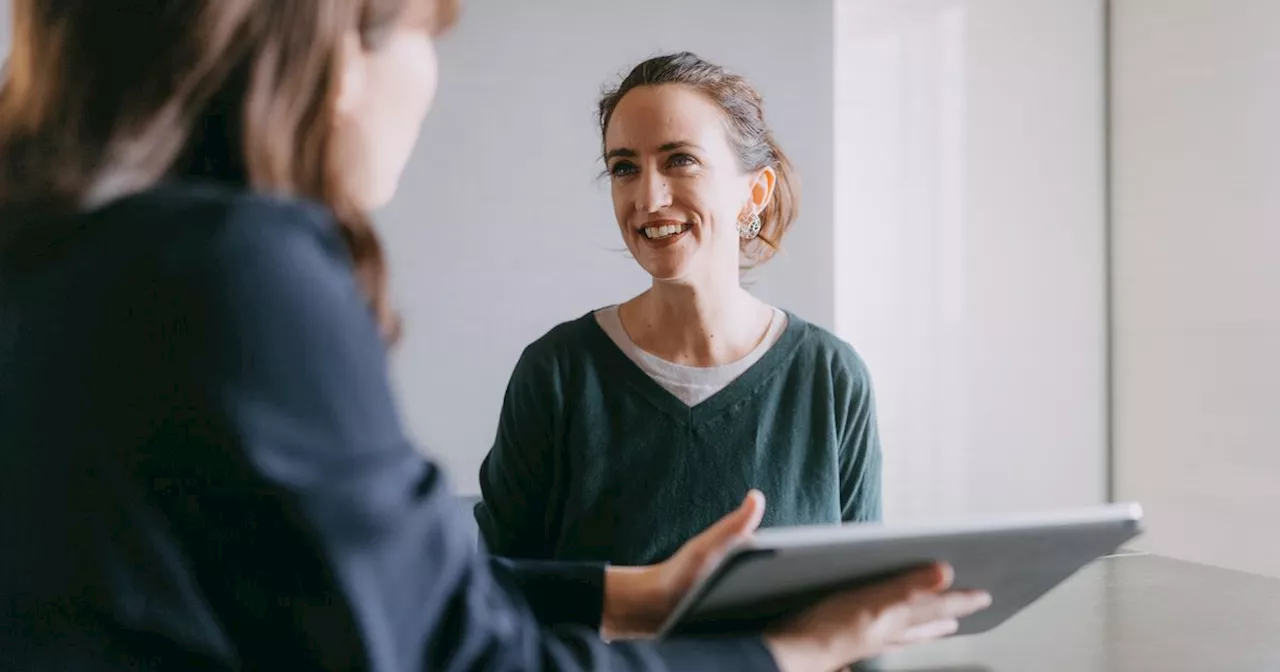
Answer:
[{"xmin": 868, "ymin": 553, "xmax": 1280, "ymax": 671}]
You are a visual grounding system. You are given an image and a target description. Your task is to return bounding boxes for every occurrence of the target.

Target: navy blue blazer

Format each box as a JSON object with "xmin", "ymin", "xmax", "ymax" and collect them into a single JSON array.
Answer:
[{"xmin": 0, "ymin": 182, "xmax": 776, "ymax": 671}]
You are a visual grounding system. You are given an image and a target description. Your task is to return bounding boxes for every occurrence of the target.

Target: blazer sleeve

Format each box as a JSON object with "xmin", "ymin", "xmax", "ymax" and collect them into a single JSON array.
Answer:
[{"xmin": 154, "ymin": 197, "xmax": 779, "ymax": 672}]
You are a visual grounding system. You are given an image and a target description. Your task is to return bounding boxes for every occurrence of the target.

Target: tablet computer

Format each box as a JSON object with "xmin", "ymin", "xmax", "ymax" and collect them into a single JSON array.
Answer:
[{"xmin": 657, "ymin": 502, "xmax": 1143, "ymax": 639}]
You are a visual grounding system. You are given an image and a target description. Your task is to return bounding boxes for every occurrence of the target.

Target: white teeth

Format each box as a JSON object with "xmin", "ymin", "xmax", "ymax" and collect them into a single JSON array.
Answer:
[{"xmin": 644, "ymin": 223, "xmax": 688, "ymax": 239}]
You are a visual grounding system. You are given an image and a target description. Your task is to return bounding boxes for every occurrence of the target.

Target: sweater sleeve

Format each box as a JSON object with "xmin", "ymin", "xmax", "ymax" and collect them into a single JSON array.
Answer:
[
  {"xmin": 159, "ymin": 197, "xmax": 779, "ymax": 672},
  {"xmin": 475, "ymin": 340, "xmax": 565, "ymax": 560},
  {"xmin": 836, "ymin": 351, "xmax": 884, "ymax": 523}
]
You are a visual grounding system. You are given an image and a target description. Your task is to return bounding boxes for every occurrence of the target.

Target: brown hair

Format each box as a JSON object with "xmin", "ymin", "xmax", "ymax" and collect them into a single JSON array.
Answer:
[
  {"xmin": 597, "ymin": 52, "xmax": 799, "ymax": 267},
  {"xmin": 0, "ymin": 0, "xmax": 457, "ymax": 340}
]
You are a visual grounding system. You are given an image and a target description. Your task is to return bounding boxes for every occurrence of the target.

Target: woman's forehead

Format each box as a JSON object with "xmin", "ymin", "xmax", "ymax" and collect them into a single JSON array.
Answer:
[{"xmin": 605, "ymin": 85, "xmax": 730, "ymax": 153}]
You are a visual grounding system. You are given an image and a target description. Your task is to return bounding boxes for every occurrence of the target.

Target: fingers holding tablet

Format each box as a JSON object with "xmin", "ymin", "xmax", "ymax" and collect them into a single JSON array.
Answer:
[
  {"xmin": 764, "ymin": 562, "xmax": 993, "ymax": 671},
  {"xmin": 876, "ymin": 563, "xmax": 994, "ymax": 644}
]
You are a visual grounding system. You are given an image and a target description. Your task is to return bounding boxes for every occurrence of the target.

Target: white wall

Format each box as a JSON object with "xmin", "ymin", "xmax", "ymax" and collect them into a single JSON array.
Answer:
[
  {"xmin": 1112, "ymin": 0, "xmax": 1280, "ymax": 578},
  {"xmin": 835, "ymin": 0, "xmax": 1109, "ymax": 521},
  {"xmin": 381, "ymin": 1, "xmax": 838, "ymax": 493}
]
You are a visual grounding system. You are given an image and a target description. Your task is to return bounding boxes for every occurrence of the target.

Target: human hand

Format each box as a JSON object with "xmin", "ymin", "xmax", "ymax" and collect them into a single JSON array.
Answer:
[
  {"xmin": 602, "ymin": 490, "xmax": 765, "ymax": 639},
  {"xmin": 765, "ymin": 563, "xmax": 992, "ymax": 672}
]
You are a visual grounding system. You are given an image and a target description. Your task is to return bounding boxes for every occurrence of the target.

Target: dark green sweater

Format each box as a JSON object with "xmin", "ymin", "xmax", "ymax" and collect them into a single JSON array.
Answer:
[{"xmin": 475, "ymin": 310, "xmax": 882, "ymax": 566}]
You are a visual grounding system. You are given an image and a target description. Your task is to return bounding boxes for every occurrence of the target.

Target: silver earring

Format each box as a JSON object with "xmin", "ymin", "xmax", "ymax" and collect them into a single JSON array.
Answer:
[{"xmin": 739, "ymin": 213, "xmax": 762, "ymax": 240}]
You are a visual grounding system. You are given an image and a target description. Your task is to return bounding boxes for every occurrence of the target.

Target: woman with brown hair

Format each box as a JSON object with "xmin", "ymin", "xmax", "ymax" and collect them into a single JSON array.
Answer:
[
  {"xmin": 477, "ymin": 52, "xmax": 882, "ymax": 567},
  {"xmin": 0, "ymin": 2, "xmax": 987, "ymax": 670}
]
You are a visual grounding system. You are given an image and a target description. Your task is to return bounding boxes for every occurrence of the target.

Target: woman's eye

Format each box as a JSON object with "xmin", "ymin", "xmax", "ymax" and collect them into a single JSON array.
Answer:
[
  {"xmin": 668, "ymin": 153, "xmax": 697, "ymax": 168},
  {"xmin": 610, "ymin": 161, "xmax": 638, "ymax": 177}
]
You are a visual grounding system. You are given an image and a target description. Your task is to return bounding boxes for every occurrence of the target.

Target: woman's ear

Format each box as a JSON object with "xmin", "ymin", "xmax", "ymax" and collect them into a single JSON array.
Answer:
[
  {"xmin": 748, "ymin": 166, "xmax": 777, "ymax": 215},
  {"xmin": 334, "ymin": 31, "xmax": 367, "ymax": 118}
]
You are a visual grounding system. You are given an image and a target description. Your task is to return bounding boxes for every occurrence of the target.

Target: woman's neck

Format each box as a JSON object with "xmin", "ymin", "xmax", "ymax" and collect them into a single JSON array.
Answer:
[{"xmin": 619, "ymin": 279, "xmax": 775, "ymax": 367}]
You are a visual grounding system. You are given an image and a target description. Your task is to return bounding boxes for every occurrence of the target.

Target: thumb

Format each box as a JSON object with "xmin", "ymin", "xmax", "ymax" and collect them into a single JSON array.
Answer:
[
  {"xmin": 696, "ymin": 489, "xmax": 766, "ymax": 551},
  {"xmin": 892, "ymin": 562, "xmax": 954, "ymax": 597}
]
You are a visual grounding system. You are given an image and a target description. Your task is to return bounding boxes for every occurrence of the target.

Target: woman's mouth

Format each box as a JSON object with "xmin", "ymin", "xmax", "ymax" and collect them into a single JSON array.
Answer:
[{"xmin": 642, "ymin": 222, "xmax": 692, "ymax": 240}]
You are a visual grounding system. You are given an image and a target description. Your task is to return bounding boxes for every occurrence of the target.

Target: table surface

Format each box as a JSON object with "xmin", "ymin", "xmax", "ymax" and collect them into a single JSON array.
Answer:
[{"xmin": 868, "ymin": 552, "xmax": 1280, "ymax": 672}]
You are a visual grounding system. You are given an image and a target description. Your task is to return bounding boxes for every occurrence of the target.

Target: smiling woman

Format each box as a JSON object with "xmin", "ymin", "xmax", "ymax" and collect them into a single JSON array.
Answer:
[
  {"xmin": 599, "ymin": 55, "xmax": 797, "ymax": 274},
  {"xmin": 0, "ymin": 2, "xmax": 988, "ymax": 667},
  {"xmin": 475, "ymin": 52, "xmax": 885, "ymax": 567}
]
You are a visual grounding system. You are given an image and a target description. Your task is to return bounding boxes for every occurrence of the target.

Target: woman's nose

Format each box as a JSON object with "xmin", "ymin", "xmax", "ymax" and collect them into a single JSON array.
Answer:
[{"xmin": 635, "ymin": 170, "xmax": 672, "ymax": 213}]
